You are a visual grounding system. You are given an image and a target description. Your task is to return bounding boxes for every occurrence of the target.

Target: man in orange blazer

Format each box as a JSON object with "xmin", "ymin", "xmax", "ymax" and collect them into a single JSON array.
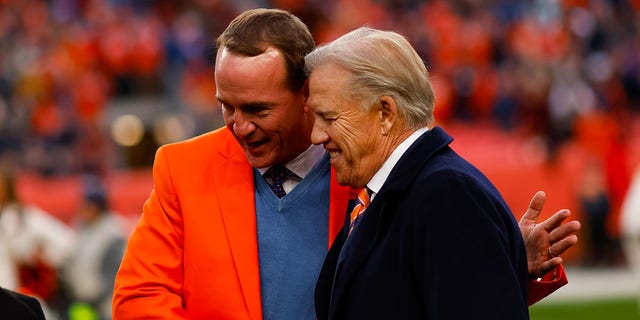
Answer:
[{"xmin": 113, "ymin": 8, "xmax": 580, "ymax": 320}]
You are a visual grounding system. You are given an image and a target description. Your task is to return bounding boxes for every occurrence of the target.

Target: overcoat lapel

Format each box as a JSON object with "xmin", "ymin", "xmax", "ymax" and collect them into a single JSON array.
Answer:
[{"xmin": 328, "ymin": 127, "xmax": 453, "ymax": 317}]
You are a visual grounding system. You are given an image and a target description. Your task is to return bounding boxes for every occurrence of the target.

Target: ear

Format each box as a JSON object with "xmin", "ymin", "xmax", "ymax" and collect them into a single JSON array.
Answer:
[
  {"xmin": 302, "ymin": 80, "xmax": 311, "ymax": 113},
  {"xmin": 378, "ymin": 95, "xmax": 398, "ymax": 136}
]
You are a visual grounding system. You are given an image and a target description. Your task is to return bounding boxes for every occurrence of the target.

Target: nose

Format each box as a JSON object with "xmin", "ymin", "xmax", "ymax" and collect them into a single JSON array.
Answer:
[
  {"xmin": 310, "ymin": 119, "xmax": 329, "ymax": 145},
  {"xmin": 232, "ymin": 112, "xmax": 256, "ymax": 138}
]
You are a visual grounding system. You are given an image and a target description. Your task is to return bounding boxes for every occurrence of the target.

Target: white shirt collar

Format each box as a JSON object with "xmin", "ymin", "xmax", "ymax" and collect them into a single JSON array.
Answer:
[
  {"xmin": 367, "ymin": 127, "xmax": 429, "ymax": 198},
  {"xmin": 258, "ymin": 144, "xmax": 325, "ymax": 179}
]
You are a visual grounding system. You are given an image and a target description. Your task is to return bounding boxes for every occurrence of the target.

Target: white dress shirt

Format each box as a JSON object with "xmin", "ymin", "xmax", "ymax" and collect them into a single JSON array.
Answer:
[{"xmin": 367, "ymin": 127, "xmax": 429, "ymax": 201}]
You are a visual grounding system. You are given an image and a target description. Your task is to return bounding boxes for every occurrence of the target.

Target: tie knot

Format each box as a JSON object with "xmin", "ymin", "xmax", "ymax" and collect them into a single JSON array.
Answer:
[
  {"xmin": 264, "ymin": 164, "xmax": 291, "ymax": 198},
  {"xmin": 265, "ymin": 164, "xmax": 289, "ymax": 181},
  {"xmin": 356, "ymin": 187, "xmax": 371, "ymax": 207}
]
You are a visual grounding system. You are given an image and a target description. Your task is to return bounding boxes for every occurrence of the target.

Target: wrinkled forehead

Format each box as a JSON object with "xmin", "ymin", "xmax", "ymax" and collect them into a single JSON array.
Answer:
[{"xmin": 307, "ymin": 63, "xmax": 352, "ymax": 102}]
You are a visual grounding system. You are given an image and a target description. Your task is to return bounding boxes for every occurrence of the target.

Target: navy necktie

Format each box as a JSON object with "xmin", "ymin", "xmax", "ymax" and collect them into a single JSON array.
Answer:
[{"xmin": 264, "ymin": 165, "xmax": 290, "ymax": 198}]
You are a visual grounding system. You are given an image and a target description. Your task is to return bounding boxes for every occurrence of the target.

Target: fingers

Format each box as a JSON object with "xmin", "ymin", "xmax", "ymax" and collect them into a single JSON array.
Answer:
[
  {"xmin": 540, "ymin": 209, "xmax": 572, "ymax": 232},
  {"xmin": 549, "ymin": 234, "xmax": 579, "ymax": 257},
  {"xmin": 529, "ymin": 190, "xmax": 546, "ymax": 212},
  {"xmin": 538, "ymin": 257, "xmax": 563, "ymax": 276},
  {"xmin": 520, "ymin": 190, "xmax": 546, "ymax": 224},
  {"xmin": 548, "ymin": 220, "xmax": 581, "ymax": 243}
]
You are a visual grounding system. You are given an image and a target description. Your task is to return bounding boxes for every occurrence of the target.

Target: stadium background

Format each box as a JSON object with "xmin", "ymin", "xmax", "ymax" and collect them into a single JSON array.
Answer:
[{"xmin": 1, "ymin": 0, "xmax": 639, "ymax": 318}]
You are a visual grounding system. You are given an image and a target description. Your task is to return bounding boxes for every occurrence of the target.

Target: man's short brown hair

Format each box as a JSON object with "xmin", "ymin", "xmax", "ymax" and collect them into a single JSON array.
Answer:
[{"xmin": 216, "ymin": 8, "xmax": 315, "ymax": 91}]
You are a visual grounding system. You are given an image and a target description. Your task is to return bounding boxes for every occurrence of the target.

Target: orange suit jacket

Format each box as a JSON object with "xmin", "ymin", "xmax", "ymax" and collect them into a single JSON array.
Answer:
[
  {"xmin": 113, "ymin": 127, "xmax": 355, "ymax": 319},
  {"xmin": 112, "ymin": 127, "xmax": 566, "ymax": 319}
]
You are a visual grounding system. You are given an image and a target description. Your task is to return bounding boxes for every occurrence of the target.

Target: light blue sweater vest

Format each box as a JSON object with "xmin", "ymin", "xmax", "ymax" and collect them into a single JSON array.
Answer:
[{"xmin": 254, "ymin": 155, "xmax": 331, "ymax": 320}]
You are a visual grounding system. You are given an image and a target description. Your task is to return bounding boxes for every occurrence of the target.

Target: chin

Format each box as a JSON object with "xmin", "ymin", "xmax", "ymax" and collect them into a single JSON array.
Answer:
[
  {"xmin": 247, "ymin": 157, "xmax": 272, "ymax": 169},
  {"xmin": 333, "ymin": 174, "xmax": 350, "ymax": 187},
  {"xmin": 339, "ymin": 177, "xmax": 360, "ymax": 188}
]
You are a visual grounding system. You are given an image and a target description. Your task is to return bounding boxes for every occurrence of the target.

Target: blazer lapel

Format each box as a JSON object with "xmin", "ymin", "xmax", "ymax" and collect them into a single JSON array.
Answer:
[{"xmin": 212, "ymin": 135, "xmax": 262, "ymax": 320}]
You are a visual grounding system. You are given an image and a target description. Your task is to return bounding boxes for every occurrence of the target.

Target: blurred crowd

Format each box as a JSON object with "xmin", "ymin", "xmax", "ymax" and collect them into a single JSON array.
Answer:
[
  {"xmin": 0, "ymin": 0, "xmax": 639, "ymax": 317},
  {"xmin": 0, "ymin": 170, "xmax": 126, "ymax": 319},
  {"xmin": 0, "ymin": 0, "xmax": 638, "ymax": 175}
]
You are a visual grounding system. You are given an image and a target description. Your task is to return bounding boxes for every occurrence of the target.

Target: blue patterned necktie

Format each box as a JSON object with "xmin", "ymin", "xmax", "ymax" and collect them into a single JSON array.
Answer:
[{"xmin": 264, "ymin": 164, "xmax": 290, "ymax": 198}]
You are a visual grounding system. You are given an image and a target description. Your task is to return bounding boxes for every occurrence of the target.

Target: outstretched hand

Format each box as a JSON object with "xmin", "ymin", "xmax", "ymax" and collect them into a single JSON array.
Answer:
[{"xmin": 520, "ymin": 191, "xmax": 581, "ymax": 278}]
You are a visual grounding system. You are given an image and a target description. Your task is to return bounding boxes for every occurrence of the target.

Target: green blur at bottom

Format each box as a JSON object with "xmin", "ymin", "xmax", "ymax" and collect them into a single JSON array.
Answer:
[
  {"xmin": 529, "ymin": 297, "xmax": 640, "ymax": 320},
  {"xmin": 68, "ymin": 302, "xmax": 98, "ymax": 320}
]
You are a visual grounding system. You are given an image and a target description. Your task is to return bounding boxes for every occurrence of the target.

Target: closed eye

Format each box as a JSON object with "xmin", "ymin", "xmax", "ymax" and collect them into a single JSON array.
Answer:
[
  {"xmin": 218, "ymin": 102, "xmax": 233, "ymax": 115},
  {"xmin": 218, "ymin": 99, "xmax": 272, "ymax": 118},
  {"xmin": 314, "ymin": 111, "xmax": 338, "ymax": 123},
  {"xmin": 243, "ymin": 104, "xmax": 271, "ymax": 117}
]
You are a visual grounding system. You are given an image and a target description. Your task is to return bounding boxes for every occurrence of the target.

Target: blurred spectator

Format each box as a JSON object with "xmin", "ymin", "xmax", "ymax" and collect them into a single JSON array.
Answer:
[
  {"xmin": 621, "ymin": 164, "xmax": 640, "ymax": 312},
  {"xmin": 574, "ymin": 109, "xmax": 632, "ymax": 250},
  {"xmin": 61, "ymin": 177, "xmax": 127, "ymax": 320},
  {"xmin": 0, "ymin": 169, "xmax": 76, "ymax": 315},
  {"xmin": 577, "ymin": 158, "xmax": 613, "ymax": 266}
]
